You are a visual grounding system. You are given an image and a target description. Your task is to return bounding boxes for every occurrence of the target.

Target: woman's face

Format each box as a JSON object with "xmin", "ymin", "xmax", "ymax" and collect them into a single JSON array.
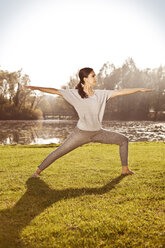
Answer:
[{"xmin": 84, "ymin": 71, "xmax": 97, "ymax": 86}]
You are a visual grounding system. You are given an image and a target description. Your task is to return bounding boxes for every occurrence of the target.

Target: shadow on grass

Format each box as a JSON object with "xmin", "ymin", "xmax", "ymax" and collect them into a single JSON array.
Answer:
[{"xmin": 0, "ymin": 175, "xmax": 126, "ymax": 248}]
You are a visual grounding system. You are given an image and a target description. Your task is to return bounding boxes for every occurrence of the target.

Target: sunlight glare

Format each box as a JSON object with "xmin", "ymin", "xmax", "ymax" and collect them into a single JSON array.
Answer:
[{"xmin": 1, "ymin": 0, "xmax": 164, "ymax": 88}]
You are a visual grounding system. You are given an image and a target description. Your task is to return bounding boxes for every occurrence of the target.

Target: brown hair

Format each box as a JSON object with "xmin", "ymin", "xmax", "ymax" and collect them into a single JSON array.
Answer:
[{"xmin": 75, "ymin": 67, "xmax": 94, "ymax": 98}]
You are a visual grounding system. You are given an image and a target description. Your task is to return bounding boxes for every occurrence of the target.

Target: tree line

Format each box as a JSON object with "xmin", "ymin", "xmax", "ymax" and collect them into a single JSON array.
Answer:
[
  {"xmin": 0, "ymin": 58, "xmax": 165, "ymax": 120},
  {"xmin": 0, "ymin": 69, "xmax": 43, "ymax": 119}
]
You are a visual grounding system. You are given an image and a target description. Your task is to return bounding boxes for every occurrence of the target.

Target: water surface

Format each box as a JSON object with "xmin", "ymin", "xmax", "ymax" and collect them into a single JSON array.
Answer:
[{"xmin": 0, "ymin": 120, "xmax": 164, "ymax": 145}]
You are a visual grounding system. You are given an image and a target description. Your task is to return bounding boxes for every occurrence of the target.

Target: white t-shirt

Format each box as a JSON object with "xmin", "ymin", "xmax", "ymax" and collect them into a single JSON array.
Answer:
[{"xmin": 59, "ymin": 89, "xmax": 114, "ymax": 131}]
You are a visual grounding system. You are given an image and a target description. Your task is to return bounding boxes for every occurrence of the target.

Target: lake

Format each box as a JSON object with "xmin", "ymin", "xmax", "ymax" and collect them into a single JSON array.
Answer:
[{"xmin": 0, "ymin": 120, "xmax": 164, "ymax": 145}]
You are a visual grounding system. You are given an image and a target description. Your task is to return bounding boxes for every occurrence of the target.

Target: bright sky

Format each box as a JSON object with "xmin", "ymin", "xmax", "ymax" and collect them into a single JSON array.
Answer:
[{"xmin": 0, "ymin": 0, "xmax": 165, "ymax": 88}]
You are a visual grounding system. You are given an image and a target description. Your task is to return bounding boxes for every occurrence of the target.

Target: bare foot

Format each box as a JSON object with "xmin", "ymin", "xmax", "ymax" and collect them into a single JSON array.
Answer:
[
  {"xmin": 31, "ymin": 171, "xmax": 40, "ymax": 178},
  {"xmin": 121, "ymin": 170, "xmax": 136, "ymax": 175},
  {"xmin": 121, "ymin": 166, "xmax": 137, "ymax": 175},
  {"xmin": 31, "ymin": 169, "xmax": 41, "ymax": 178}
]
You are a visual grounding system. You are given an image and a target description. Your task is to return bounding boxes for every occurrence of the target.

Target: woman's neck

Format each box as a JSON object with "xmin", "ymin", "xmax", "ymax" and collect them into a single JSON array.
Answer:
[{"xmin": 83, "ymin": 85, "xmax": 94, "ymax": 96}]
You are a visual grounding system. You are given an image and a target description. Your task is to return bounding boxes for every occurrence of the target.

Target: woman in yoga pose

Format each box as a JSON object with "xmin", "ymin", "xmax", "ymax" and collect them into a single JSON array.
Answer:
[{"xmin": 25, "ymin": 67, "xmax": 152, "ymax": 177}]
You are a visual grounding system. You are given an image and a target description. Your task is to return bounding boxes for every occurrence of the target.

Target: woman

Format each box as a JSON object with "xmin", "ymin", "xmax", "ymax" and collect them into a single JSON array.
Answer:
[{"xmin": 25, "ymin": 67, "xmax": 152, "ymax": 177}]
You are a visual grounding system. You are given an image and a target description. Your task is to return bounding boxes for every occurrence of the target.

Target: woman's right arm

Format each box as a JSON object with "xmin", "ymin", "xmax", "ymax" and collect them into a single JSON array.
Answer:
[{"xmin": 24, "ymin": 86, "xmax": 62, "ymax": 96}]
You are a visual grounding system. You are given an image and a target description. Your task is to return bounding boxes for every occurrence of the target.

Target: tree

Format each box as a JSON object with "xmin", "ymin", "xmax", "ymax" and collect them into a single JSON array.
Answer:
[
  {"xmin": 62, "ymin": 71, "xmax": 79, "ymax": 89},
  {"xmin": 97, "ymin": 62, "xmax": 116, "ymax": 89},
  {"xmin": 0, "ymin": 68, "xmax": 42, "ymax": 119},
  {"xmin": 149, "ymin": 66, "xmax": 165, "ymax": 120}
]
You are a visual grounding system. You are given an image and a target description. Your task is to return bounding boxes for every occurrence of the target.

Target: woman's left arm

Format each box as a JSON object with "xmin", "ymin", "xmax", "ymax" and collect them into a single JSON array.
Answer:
[{"xmin": 111, "ymin": 88, "xmax": 152, "ymax": 98}]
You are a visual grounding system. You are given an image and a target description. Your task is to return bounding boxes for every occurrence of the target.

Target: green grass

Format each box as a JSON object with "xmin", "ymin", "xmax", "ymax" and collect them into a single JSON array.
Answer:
[{"xmin": 0, "ymin": 142, "xmax": 164, "ymax": 248}]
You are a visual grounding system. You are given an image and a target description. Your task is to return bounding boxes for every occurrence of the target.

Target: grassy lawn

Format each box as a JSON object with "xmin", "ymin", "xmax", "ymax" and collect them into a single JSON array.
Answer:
[{"xmin": 0, "ymin": 142, "xmax": 164, "ymax": 248}]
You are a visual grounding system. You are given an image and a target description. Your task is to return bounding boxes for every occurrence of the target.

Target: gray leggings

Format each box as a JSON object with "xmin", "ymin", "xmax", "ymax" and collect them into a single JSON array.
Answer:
[{"xmin": 38, "ymin": 127, "xmax": 128, "ymax": 171}]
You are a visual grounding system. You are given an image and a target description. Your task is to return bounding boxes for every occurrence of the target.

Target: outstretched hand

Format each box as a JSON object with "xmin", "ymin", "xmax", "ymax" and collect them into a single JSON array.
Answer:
[{"xmin": 139, "ymin": 88, "xmax": 152, "ymax": 93}]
